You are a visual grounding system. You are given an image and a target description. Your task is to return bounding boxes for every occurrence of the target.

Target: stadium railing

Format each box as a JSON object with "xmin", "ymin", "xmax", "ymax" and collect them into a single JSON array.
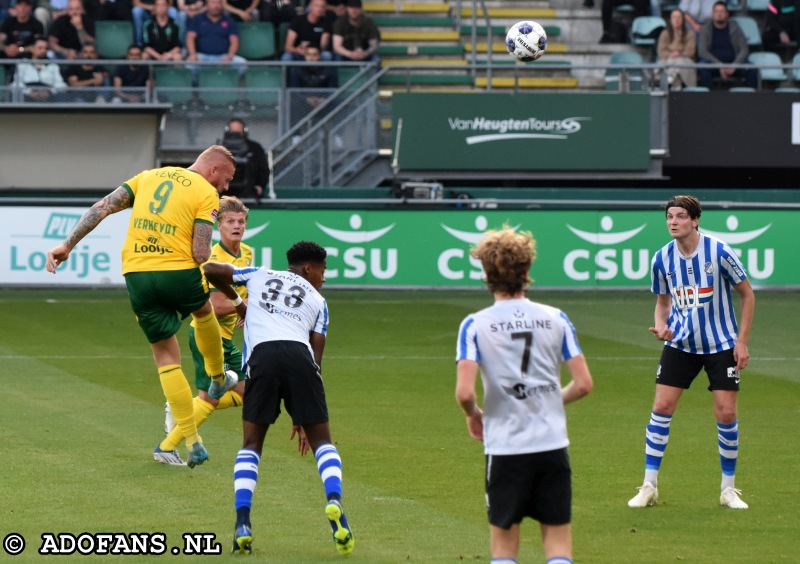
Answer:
[{"xmin": 1, "ymin": 57, "xmax": 797, "ymax": 189}]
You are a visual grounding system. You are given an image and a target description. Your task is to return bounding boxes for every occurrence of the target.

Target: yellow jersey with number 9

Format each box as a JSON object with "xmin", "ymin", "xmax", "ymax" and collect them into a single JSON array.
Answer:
[{"xmin": 120, "ymin": 167, "xmax": 219, "ymax": 275}]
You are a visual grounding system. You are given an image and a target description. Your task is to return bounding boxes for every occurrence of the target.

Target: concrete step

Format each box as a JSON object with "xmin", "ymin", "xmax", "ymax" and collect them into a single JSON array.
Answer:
[
  {"xmin": 474, "ymin": 76, "xmax": 580, "ymax": 88},
  {"xmin": 460, "ymin": 7, "xmax": 557, "ymax": 18},
  {"xmin": 381, "ymin": 30, "xmax": 460, "ymax": 41},
  {"xmin": 364, "ymin": 2, "xmax": 451, "ymax": 14}
]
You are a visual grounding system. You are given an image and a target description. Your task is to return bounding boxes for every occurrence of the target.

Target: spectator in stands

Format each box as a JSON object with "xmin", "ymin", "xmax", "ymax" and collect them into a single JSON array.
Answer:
[
  {"xmin": 332, "ymin": 0, "xmax": 379, "ymax": 63},
  {"xmin": 132, "ymin": 0, "xmax": 179, "ymax": 45},
  {"xmin": 762, "ymin": 0, "xmax": 800, "ymax": 54},
  {"xmin": 679, "ymin": 0, "xmax": 716, "ymax": 34},
  {"xmin": 697, "ymin": 1, "xmax": 757, "ymax": 89},
  {"xmin": 65, "ymin": 42, "xmax": 108, "ymax": 102},
  {"xmin": 185, "ymin": 0, "xmax": 246, "ymax": 77},
  {"xmin": 0, "ymin": 0, "xmax": 44, "ymax": 60},
  {"xmin": 293, "ymin": 43, "xmax": 335, "ymax": 88},
  {"xmin": 87, "ymin": 0, "xmax": 133, "ymax": 23},
  {"xmin": 143, "ymin": 0, "xmax": 182, "ymax": 60},
  {"xmin": 657, "ymin": 8, "xmax": 697, "ymax": 89},
  {"xmin": 1, "ymin": 0, "xmax": 10, "ymax": 26},
  {"xmin": 33, "ymin": 0, "xmax": 69, "ymax": 35},
  {"xmin": 48, "ymin": 0, "xmax": 94, "ymax": 59},
  {"xmin": 258, "ymin": 0, "xmax": 302, "ymax": 28},
  {"xmin": 12, "ymin": 34, "xmax": 67, "ymax": 100},
  {"xmin": 281, "ymin": 0, "xmax": 330, "ymax": 86},
  {"xmin": 290, "ymin": 44, "xmax": 335, "ymax": 125},
  {"xmin": 113, "ymin": 43, "xmax": 151, "ymax": 101},
  {"xmin": 323, "ymin": 0, "xmax": 344, "ymax": 27},
  {"xmin": 223, "ymin": 0, "xmax": 259, "ymax": 22},
  {"xmin": 282, "ymin": 0, "xmax": 330, "ymax": 58},
  {"xmin": 220, "ymin": 117, "xmax": 269, "ymax": 200},
  {"xmin": 600, "ymin": 0, "xmax": 650, "ymax": 43},
  {"xmin": 175, "ymin": 0, "xmax": 205, "ymax": 40}
]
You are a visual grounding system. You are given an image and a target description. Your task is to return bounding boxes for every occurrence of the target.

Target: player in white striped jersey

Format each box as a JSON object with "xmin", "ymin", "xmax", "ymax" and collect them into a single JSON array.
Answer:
[
  {"xmin": 203, "ymin": 241, "xmax": 354, "ymax": 556},
  {"xmin": 628, "ymin": 195, "xmax": 755, "ymax": 510},
  {"xmin": 455, "ymin": 227, "xmax": 593, "ymax": 564}
]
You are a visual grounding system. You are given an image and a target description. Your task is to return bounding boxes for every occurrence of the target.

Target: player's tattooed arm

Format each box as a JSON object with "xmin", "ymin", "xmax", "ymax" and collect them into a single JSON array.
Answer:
[
  {"xmin": 63, "ymin": 186, "xmax": 131, "ymax": 250},
  {"xmin": 47, "ymin": 186, "xmax": 131, "ymax": 273},
  {"xmin": 192, "ymin": 222, "xmax": 213, "ymax": 264}
]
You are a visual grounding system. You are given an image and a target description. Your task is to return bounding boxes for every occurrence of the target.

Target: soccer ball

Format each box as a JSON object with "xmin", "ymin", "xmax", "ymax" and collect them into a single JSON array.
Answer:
[{"xmin": 505, "ymin": 20, "xmax": 547, "ymax": 62}]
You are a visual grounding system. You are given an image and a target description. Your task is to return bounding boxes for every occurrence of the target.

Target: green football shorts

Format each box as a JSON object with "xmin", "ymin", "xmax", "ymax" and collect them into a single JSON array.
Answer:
[
  {"xmin": 125, "ymin": 268, "xmax": 209, "ymax": 343},
  {"xmin": 188, "ymin": 326, "xmax": 245, "ymax": 391}
]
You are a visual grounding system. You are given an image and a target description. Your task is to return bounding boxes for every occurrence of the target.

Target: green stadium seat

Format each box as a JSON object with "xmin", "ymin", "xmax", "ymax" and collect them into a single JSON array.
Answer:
[
  {"xmin": 605, "ymin": 50, "xmax": 646, "ymax": 91},
  {"xmin": 244, "ymin": 66, "xmax": 281, "ymax": 112},
  {"xmin": 732, "ymin": 16, "xmax": 761, "ymax": 47},
  {"xmin": 746, "ymin": 0, "xmax": 769, "ymax": 10},
  {"xmin": 153, "ymin": 66, "xmax": 194, "ymax": 105},
  {"xmin": 631, "ymin": 16, "xmax": 666, "ymax": 47},
  {"xmin": 278, "ymin": 21, "xmax": 290, "ymax": 54},
  {"xmin": 197, "ymin": 66, "xmax": 241, "ymax": 107},
  {"xmin": 749, "ymin": 51, "xmax": 787, "ymax": 82},
  {"xmin": 0, "ymin": 65, "xmax": 7, "ymax": 102},
  {"xmin": 793, "ymin": 52, "xmax": 800, "ymax": 81},
  {"xmin": 237, "ymin": 22, "xmax": 276, "ymax": 60},
  {"xmin": 95, "ymin": 20, "xmax": 134, "ymax": 59}
]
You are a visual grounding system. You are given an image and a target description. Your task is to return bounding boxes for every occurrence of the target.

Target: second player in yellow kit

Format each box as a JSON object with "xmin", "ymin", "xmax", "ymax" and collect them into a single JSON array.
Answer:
[{"xmin": 156, "ymin": 197, "xmax": 253, "ymax": 464}]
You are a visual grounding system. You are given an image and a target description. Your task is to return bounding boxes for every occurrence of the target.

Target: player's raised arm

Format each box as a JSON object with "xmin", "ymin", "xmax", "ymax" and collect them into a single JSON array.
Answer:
[
  {"xmin": 203, "ymin": 262, "xmax": 247, "ymax": 319},
  {"xmin": 46, "ymin": 185, "xmax": 131, "ymax": 273}
]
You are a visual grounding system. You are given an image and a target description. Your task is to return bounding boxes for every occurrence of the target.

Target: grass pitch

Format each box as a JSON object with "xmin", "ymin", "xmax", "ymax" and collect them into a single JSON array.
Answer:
[{"xmin": 1, "ymin": 288, "xmax": 797, "ymax": 562}]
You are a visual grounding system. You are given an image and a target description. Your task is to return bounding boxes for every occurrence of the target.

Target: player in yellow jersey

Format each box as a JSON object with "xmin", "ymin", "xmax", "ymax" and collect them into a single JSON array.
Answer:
[
  {"xmin": 46, "ymin": 145, "xmax": 243, "ymax": 468},
  {"xmin": 155, "ymin": 196, "xmax": 252, "ymax": 465}
]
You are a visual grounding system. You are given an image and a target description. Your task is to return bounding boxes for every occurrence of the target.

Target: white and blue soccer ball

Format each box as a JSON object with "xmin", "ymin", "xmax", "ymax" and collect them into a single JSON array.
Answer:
[{"xmin": 505, "ymin": 20, "xmax": 547, "ymax": 62}]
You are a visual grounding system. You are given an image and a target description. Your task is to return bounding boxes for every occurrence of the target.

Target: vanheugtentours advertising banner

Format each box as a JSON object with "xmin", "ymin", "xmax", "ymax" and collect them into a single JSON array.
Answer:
[{"xmin": 391, "ymin": 93, "xmax": 651, "ymax": 171}]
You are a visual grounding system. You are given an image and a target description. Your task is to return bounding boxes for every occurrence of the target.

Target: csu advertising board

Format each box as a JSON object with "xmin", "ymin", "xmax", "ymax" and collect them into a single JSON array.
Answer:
[
  {"xmin": 1, "ymin": 208, "xmax": 796, "ymax": 288},
  {"xmin": 391, "ymin": 93, "xmax": 651, "ymax": 171}
]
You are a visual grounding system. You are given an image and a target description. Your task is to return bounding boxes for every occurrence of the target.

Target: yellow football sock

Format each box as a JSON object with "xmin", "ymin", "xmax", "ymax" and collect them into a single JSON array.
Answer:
[
  {"xmin": 158, "ymin": 365, "xmax": 200, "ymax": 447},
  {"xmin": 217, "ymin": 390, "xmax": 243, "ymax": 410},
  {"xmin": 192, "ymin": 311, "xmax": 224, "ymax": 380},
  {"xmin": 161, "ymin": 396, "xmax": 216, "ymax": 451}
]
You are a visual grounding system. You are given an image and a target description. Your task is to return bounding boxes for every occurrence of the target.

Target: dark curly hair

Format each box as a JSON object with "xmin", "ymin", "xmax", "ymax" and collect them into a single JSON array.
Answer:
[{"xmin": 286, "ymin": 240, "xmax": 327, "ymax": 266}]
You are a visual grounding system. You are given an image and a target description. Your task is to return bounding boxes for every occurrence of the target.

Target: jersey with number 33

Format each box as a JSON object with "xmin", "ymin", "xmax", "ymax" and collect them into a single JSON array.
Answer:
[
  {"xmin": 456, "ymin": 298, "xmax": 582, "ymax": 455},
  {"xmin": 232, "ymin": 267, "xmax": 329, "ymax": 367}
]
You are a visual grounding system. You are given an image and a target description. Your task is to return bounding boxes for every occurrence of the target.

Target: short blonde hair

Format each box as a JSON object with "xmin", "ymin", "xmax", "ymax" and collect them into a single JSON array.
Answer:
[
  {"xmin": 198, "ymin": 144, "xmax": 236, "ymax": 168},
  {"xmin": 218, "ymin": 195, "xmax": 249, "ymax": 222},
  {"xmin": 471, "ymin": 226, "xmax": 536, "ymax": 295}
]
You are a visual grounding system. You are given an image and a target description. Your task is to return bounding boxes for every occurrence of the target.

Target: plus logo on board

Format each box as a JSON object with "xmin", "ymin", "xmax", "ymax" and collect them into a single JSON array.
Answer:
[
  {"xmin": 438, "ymin": 216, "xmax": 520, "ymax": 281},
  {"xmin": 316, "ymin": 214, "xmax": 397, "ymax": 280},
  {"xmin": 701, "ymin": 215, "xmax": 773, "ymax": 280},
  {"xmin": 563, "ymin": 215, "xmax": 650, "ymax": 282}
]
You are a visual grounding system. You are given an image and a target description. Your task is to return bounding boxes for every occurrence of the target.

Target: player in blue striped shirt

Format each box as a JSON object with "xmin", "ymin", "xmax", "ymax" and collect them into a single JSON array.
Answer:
[{"xmin": 628, "ymin": 195, "xmax": 755, "ymax": 510}]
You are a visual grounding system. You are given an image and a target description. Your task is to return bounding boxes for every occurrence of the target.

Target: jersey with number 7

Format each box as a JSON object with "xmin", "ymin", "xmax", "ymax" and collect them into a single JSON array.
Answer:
[
  {"xmin": 120, "ymin": 167, "xmax": 220, "ymax": 274},
  {"xmin": 456, "ymin": 299, "xmax": 583, "ymax": 455}
]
